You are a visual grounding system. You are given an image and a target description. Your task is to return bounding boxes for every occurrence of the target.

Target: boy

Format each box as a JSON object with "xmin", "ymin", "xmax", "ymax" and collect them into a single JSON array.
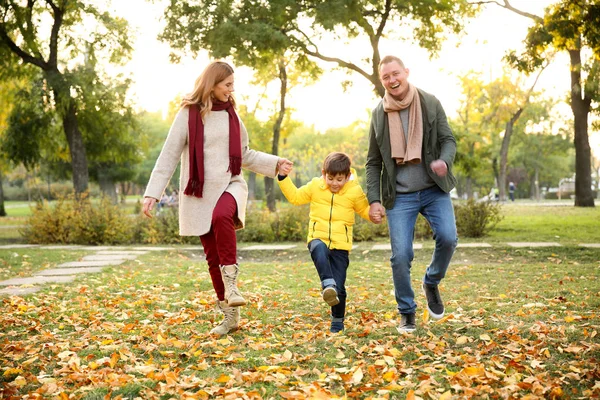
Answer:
[{"xmin": 277, "ymin": 152, "xmax": 372, "ymax": 333}]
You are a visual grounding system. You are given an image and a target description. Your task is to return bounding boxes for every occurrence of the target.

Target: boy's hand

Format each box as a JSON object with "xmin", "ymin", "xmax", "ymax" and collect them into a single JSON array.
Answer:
[
  {"xmin": 369, "ymin": 202, "xmax": 385, "ymax": 224},
  {"xmin": 277, "ymin": 158, "xmax": 293, "ymax": 175}
]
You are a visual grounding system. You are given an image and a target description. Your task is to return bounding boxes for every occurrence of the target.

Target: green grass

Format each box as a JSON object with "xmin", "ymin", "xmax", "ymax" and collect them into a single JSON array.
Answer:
[
  {"xmin": 2, "ymin": 200, "xmax": 600, "ymax": 246},
  {"xmin": 1, "ymin": 246, "xmax": 598, "ymax": 398},
  {"xmin": 488, "ymin": 203, "xmax": 600, "ymax": 244},
  {"xmin": 0, "ymin": 249, "xmax": 90, "ymax": 281},
  {"xmin": 2, "ymin": 201, "xmax": 34, "ymax": 217}
]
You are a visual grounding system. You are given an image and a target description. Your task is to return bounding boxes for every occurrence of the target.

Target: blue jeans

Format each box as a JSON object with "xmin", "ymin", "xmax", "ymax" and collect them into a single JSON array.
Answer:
[
  {"xmin": 308, "ymin": 239, "xmax": 349, "ymax": 321},
  {"xmin": 386, "ymin": 186, "xmax": 457, "ymax": 314}
]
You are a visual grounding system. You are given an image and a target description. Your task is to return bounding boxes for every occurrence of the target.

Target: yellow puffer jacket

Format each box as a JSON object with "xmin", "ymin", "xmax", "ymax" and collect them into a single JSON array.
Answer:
[{"xmin": 278, "ymin": 169, "xmax": 371, "ymax": 251}]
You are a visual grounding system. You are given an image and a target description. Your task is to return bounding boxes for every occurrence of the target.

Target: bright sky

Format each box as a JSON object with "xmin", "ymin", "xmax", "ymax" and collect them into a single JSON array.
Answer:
[{"xmin": 111, "ymin": 0, "xmax": 599, "ymax": 156}]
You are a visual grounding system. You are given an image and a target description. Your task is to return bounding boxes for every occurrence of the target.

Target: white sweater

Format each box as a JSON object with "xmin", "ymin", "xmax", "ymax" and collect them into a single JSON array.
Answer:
[{"xmin": 144, "ymin": 107, "xmax": 279, "ymax": 236}]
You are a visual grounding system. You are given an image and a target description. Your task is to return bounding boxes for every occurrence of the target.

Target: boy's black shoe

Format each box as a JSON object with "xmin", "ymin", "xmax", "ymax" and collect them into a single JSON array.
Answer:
[
  {"xmin": 397, "ymin": 313, "xmax": 416, "ymax": 333},
  {"xmin": 330, "ymin": 321, "xmax": 344, "ymax": 333},
  {"xmin": 422, "ymin": 282, "xmax": 444, "ymax": 320}
]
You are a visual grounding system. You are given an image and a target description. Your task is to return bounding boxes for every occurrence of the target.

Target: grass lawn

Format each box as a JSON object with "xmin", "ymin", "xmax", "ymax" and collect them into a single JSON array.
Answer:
[
  {"xmin": 0, "ymin": 249, "xmax": 91, "ymax": 281},
  {"xmin": 2, "ymin": 200, "xmax": 600, "ymax": 246},
  {"xmin": 1, "ymin": 245, "xmax": 599, "ymax": 399},
  {"xmin": 488, "ymin": 203, "xmax": 600, "ymax": 244}
]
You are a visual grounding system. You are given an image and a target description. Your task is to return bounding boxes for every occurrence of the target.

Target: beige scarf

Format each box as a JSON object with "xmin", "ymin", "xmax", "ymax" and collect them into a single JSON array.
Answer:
[{"xmin": 383, "ymin": 83, "xmax": 423, "ymax": 165}]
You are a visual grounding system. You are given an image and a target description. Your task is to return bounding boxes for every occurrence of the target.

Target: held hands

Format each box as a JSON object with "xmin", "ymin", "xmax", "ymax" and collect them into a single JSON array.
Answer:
[
  {"xmin": 142, "ymin": 197, "xmax": 158, "ymax": 218},
  {"xmin": 277, "ymin": 158, "xmax": 294, "ymax": 176},
  {"xmin": 369, "ymin": 202, "xmax": 386, "ymax": 224},
  {"xmin": 430, "ymin": 160, "xmax": 448, "ymax": 177}
]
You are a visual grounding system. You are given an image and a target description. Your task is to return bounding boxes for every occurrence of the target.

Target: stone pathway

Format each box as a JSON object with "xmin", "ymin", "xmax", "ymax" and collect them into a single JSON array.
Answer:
[
  {"xmin": 1, "ymin": 241, "xmax": 598, "ymax": 296},
  {"xmin": 0, "ymin": 248, "xmax": 148, "ymax": 296}
]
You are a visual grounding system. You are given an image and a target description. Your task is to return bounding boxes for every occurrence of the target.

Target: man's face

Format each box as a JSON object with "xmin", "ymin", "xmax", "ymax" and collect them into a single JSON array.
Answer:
[
  {"xmin": 323, "ymin": 172, "xmax": 350, "ymax": 194},
  {"xmin": 379, "ymin": 61, "xmax": 410, "ymax": 97}
]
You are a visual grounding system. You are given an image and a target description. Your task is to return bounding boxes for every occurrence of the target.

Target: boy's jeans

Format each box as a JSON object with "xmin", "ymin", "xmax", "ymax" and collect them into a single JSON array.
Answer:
[
  {"xmin": 386, "ymin": 186, "xmax": 457, "ymax": 315},
  {"xmin": 308, "ymin": 239, "xmax": 349, "ymax": 320}
]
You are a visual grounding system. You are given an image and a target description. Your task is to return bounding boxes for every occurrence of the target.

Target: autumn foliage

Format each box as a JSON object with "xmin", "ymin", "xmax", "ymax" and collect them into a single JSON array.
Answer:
[{"xmin": 1, "ymin": 246, "xmax": 599, "ymax": 399}]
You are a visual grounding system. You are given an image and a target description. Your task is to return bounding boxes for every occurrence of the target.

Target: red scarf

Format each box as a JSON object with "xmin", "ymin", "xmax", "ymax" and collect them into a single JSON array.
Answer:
[{"xmin": 184, "ymin": 100, "xmax": 242, "ymax": 198}]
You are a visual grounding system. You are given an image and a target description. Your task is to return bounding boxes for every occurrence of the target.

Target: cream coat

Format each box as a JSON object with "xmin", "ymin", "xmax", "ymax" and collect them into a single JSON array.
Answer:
[{"xmin": 144, "ymin": 107, "xmax": 279, "ymax": 236}]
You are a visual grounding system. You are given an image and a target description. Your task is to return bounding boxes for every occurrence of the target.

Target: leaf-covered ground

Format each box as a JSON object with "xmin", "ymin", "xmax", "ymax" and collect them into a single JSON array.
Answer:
[{"xmin": 1, "ymin": 246, "xmax": 599, "ymax": 399}]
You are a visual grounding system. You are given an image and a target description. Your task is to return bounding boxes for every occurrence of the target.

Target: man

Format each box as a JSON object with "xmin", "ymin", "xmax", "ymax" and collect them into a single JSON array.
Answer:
[{"xmin": 366, "ymin": 55, "xmax": 458, "ymax": 333}]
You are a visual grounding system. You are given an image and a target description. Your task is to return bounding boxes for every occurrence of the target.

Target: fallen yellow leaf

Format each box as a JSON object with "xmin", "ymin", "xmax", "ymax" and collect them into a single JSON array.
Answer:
[
  {"xmin": 439, "ymin": 391, "xmax": 453, "ymax": 400},
  {"xmin": 3, "ymin": 368, "xmax": 23, "ymax": 377},
  {"xmin": 12, "ymin": 376, "xmax": 26, "ymax": 387}
]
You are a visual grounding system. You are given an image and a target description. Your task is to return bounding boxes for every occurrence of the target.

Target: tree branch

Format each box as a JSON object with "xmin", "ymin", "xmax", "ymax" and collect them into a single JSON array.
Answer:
[
  {"xmin": 0, "ymin": 27, "xmax": 47, "ymax": 69},
  {"xmin": 469, "ymin": 0, "xmax": 543, "ymax": 23},
  {"xmin": 44, "ymin": 0, "xmax": 63, "ymax": 68},
  {"xmin": 292, "ymin": 28, "xmax": 374, "ymax": 83}
]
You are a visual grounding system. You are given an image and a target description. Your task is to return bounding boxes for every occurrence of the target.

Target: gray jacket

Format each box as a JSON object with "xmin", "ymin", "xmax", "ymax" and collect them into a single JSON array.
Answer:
[{"xmin": 365, "ymin": 88, "xmax": 457, "ymax": 209}]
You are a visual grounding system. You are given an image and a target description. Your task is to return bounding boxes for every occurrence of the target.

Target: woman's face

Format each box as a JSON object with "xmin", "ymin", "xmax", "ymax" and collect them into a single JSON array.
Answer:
[{"xmin": 212, "ymin": 74, "xmax": 234, "ymax": 102}]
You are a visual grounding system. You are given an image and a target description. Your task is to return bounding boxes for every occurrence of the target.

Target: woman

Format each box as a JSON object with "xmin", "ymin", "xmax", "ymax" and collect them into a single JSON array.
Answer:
[{"xmin": 142, "ymin": 61, "xmax": 292, "ymax": 336}]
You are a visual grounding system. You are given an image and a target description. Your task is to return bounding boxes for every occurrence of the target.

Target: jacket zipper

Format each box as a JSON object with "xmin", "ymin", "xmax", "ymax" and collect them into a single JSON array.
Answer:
[
  {"xmin": 328, "ymin": 193, "xmax": 334, "ymax": 248},
  {"xmin": 345, "ymin": 225, "xmax": 349, "ymax": 242}
]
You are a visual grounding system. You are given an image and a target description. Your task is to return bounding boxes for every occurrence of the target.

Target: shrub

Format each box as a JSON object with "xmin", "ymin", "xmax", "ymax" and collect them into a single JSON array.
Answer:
[
  {"xmin": 454, "ymin": 199, "xmax": 503, "ymax": 238},
  {"xmin": 414, "ymin": 214, "xmax": 433, "ymax": 240},
  {"xmin": 272, "ymin": 204, "xmax": 309, "ymax": 242},
  {"xmin": 132, "ymin": 207, "xmax": 196, "ymax": 245},
  {"xmin": 237, "ymin": 206, "xmax": 276, "ymax": 243},
  {"xmin": 353, "ymin": 215, "xmax": 388, "ymax": 241},
  {"xmin": 22, "ymin": 194, "xmax": 132, "ymax": 244},
  {"xmin": 4, "ymin": 182, "xmax": 101, "ymax": 201}
]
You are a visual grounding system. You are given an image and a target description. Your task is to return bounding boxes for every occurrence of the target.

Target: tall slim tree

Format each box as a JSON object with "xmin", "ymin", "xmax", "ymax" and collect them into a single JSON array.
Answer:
[
  {"xmin": 0, "ymin": 0, "xmax": 133, "ymax": 193},
  {"xmin": 497, "ymin": 66, "xmax": 546, "ymax": 201},
  {"xmin": 481, "ymin": 0, "xmax": 598, "ymax": 206}
]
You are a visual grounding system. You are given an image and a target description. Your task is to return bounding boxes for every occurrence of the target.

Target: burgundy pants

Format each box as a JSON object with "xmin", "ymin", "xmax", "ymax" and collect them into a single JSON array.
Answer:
[{"xmin": 200, "ymin": 192, "xmax": 238, "ymax": 301}]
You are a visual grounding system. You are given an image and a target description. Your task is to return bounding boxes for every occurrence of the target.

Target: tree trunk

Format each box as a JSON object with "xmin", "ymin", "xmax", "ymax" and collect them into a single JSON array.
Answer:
[
  {"xmin": 47, "ymin": 71, "xmax": 89, "ymax": 194},
  {"xmin": 466, "ymin": 177, "xmax": 473, "ymax": 200},
  {"xmin": 119, "ymin": 182, "xmax": 130, "ymax": 204},
  {"xmin": 498, "ymin": 123, "xmax": 511, "ymax": 202},
  {"xmin": 98, "ymin": 170, "xmax": 118, "ymax": 204},
  {"xmin": 248, "ymin": 172, "xmax": 256, "ymax": 200},
  {"xmin": 265, "ymin": 60, "xmax": 288, "ymax": 212},
  {"xmin": 0, "ymin": 171, "xmax": 6, "ymax": 217},
  {"xmin": 499, "ymin": 109, "xmax": 524, "ymax": 202},
  {"xmin": 568, "ymin": 49, "xmax": 595, "ymax": 207},
  {"xmin": 534, "ymin": 167, "xmax": 540, "ymax": 201},
  {"xmin": 62, "ymin": 102, "xmax": 89, "ymax": 194}
]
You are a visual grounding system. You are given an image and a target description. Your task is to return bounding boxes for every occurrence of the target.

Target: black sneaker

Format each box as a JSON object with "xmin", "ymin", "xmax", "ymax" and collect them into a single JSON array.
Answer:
[
  {"xmin": 330, "ymin": 321, "xmax": 344, "ymax": 333},
  {"xmin": 422, "ymin": 282, "xmax": 445, "ymax": 320},
  {"xmin": 397, "ymin": 313, "xmax": 416, "ymax": 333}
]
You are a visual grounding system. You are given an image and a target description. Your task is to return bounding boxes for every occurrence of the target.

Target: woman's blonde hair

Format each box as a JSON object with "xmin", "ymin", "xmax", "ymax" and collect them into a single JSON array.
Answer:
[{"xmin": 181, "ymin": 61, "xmax": 236, "ymax": 120}]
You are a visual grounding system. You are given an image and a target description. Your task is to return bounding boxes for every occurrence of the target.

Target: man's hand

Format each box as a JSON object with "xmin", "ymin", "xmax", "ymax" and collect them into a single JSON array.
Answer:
[
  {"xmin": 369, "ymin": 202, "xmax": 386, "ymax": 224},
  {"xmin": 142, "ymin": 197, "xmax": 158, "ymax": 218},
  {"xmin": 430, "ymin": 160, "xmax": 448, "ymax": 177}
]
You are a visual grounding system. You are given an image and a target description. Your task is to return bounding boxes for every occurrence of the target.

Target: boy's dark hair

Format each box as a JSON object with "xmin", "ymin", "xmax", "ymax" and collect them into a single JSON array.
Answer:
[{"xmin": 323, "ymin": 152, "xmax": 351, "ymax": 176}]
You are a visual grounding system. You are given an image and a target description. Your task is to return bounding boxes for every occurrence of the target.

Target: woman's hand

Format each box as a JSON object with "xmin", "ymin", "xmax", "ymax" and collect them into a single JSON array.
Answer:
[
  {"xmin": 277, "ymin": 158, "xmax": 294, "ymax": 175},
  {"xmin": 142, "ymin": 197, "xmax": 158, "ymax": 218}
]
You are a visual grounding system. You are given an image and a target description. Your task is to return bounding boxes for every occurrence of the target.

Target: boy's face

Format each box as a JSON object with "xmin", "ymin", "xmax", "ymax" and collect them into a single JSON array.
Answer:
[{"xmin": 323, "ymin": 171, "xmax": 350, "ymax": 194}]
